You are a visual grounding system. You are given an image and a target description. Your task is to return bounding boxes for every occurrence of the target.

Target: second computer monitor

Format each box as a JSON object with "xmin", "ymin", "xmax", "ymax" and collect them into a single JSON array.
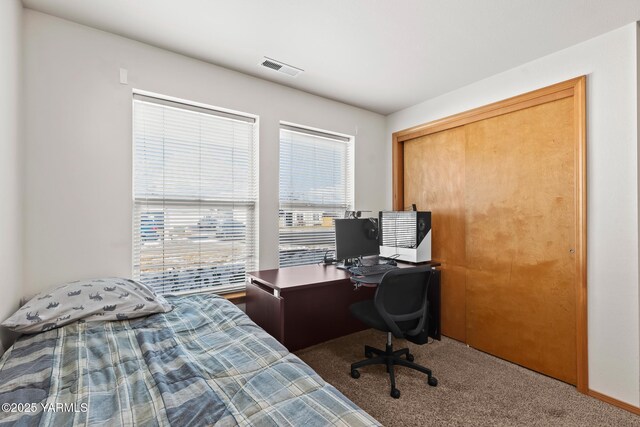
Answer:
[{"xmin": 335, "ymin": 218, "xmax": 380, "ymax": 261}]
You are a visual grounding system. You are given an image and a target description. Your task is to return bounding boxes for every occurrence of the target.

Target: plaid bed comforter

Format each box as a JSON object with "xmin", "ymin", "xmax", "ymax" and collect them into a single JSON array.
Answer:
[{"xmin": 0, "ymin": 294, "xmax": 379, "ymax": 426}]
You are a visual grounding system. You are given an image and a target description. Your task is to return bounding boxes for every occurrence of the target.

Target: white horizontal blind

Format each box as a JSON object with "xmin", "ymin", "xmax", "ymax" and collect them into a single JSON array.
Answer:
[
  {"xmin": 380, "ymin": 211, "xmax": 417, "ymax": 248},
  {"xmin": 279, "ymin": 125, "xmax": 353, "ymax": 267},
  {"xmin": 133, "ymin": 94, "xmax": 257, "ymax": 295}
]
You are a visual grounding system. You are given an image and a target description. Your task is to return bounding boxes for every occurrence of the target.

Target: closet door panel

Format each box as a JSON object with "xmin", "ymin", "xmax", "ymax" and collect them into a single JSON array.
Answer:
[
  {"xmin": 404, "ymin": 127, "xmax": 466, "ymax": 341},
  {"xmin": 464, "ymin": 97, "xmax": 577, "ymax": 384}
]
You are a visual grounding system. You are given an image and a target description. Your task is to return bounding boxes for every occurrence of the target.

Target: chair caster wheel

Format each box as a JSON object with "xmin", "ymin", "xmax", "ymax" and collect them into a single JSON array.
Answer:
[
  {"xmin": 390, "ymin": 388, "xmax": 401, "ymax": 399},
  {"xmin": 406, "ymin": 353, "xmax": 414, "ymax": 362},
  {"xmin": 365, "ymin": 351, "xmax": 373, "ymax": 358},
  {"xmin": 428, "ymin": 376, "xmax": 438, "ymax": 387},
  {"xmin": 350, "ymin": 369, "xmax": 360, "ymax": 379}
]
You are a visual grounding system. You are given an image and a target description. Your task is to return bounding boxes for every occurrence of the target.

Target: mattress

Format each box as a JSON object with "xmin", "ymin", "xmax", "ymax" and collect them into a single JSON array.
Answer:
[{"xmin": 0, "ymin": 294, "xmax": 379, "ymax": 426}]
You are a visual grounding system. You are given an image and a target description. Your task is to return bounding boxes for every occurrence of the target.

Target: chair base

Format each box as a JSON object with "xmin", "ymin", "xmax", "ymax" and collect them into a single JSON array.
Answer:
[{"xmin": 350, "ymin": 340, "xmax": 437, "ymax": 399}]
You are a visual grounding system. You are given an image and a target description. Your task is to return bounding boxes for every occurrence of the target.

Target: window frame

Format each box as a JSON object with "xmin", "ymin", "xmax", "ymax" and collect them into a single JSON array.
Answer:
[
  {"xmin": 132, "ymin": 91, "xmax": 259, "ymax": 295},
  {"xmin": 278, "ymin": 122, "xmax": 354, "ymax": 268}
]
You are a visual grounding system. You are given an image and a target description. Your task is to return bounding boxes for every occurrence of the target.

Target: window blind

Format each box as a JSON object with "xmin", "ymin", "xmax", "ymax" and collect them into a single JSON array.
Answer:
[
  {"xmin": 279, "ymin": 125, "xmax": 353, "ymax": 267},
  {"xmin": 133, "ymin": 94, "xmax": 257, "ymax": 295}
]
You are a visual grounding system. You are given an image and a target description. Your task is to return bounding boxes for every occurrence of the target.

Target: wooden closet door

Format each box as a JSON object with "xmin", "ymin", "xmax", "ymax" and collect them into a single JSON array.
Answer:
[
  {"xmin": 404, "ymin": 127, "xmax": 467, "ymax": 341},
  {"xmin": 464, "ymin": 97, "xmax": 577, "ymax": 384}
]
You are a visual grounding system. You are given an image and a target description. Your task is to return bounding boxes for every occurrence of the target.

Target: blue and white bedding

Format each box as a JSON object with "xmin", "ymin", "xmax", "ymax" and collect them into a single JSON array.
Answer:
[{"xmin": 0, "ymin": 294, "xmax": 379, "ymax": 426}]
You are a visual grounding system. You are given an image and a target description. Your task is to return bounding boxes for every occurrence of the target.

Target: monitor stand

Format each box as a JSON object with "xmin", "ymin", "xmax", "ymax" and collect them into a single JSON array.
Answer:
[{"xmin": 336, "ymin": 258, "xmax": 357, "ymax": 270}]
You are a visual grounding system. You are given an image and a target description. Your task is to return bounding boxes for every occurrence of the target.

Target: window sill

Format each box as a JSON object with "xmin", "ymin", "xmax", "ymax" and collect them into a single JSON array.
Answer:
[{"xmin": 222, "ymin": 291, "xmax": 246, "ymax": 304}]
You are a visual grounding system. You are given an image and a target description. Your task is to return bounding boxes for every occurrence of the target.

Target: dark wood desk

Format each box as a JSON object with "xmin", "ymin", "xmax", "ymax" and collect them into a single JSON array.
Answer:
[{"xmin": 246, "ymin": 263, "xmax": 441, "ymax": 352}]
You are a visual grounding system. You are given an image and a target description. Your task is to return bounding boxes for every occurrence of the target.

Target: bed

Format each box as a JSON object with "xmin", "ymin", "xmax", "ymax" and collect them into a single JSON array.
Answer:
[{"xmin": 0, "ymin": 293, "xmax": 379, "ymax": 426}]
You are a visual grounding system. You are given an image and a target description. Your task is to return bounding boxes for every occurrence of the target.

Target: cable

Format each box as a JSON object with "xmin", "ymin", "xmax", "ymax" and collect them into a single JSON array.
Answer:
[{"xmin": 322, "ymin": 249, "xmax": 336, "ymax": 265}]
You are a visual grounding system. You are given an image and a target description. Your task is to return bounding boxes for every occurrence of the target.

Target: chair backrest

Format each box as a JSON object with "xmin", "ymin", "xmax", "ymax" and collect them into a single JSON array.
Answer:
[{"xmin": 374, "ymin": 266, "xmax": 433, "ymax": 338}]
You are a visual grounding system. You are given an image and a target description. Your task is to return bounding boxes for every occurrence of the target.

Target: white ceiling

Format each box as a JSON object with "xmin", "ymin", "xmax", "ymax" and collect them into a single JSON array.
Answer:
[{"xmin": 21, "ymin": 0, "xmax": 640, "ymax": 115}]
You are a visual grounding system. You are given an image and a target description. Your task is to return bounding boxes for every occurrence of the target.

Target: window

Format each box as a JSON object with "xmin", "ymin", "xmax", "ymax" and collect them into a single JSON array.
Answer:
[
  {"xmin": 133, "ymin": 94, "xmax": 257, "ymax": 294},
  {"xmin": 279, "ymin": 124, "xmax": 354, "ymax": 267}
]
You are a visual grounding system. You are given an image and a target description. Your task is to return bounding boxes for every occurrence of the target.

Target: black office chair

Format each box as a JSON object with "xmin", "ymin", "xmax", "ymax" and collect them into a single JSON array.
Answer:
[{"xmin": 349, "ymin": 266, "xmax": 438, "ymax": 398}]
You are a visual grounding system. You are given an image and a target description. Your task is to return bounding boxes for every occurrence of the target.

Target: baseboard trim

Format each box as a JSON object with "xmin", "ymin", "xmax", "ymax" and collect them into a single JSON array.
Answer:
[{"xmin": 588, "ymin": 389, "xmax": 640, "ymax": 415}]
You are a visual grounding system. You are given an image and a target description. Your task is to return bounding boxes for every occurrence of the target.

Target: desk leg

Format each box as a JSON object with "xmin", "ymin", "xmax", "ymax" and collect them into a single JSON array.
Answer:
[{"xmin": 245, "ymin": 280, "xmax": 284, "ymax": 344}]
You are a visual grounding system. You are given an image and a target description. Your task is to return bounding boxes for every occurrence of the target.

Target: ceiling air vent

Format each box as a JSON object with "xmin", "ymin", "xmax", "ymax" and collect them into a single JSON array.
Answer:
[{"xmin": 260, "ymin": 57, "xmax": 303, "ymax": 77}]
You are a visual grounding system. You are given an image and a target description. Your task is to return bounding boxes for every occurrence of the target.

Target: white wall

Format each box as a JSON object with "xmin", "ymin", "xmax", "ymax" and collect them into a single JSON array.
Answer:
[
  {"xmin": 387, "ymin": 23, "xmax": 640, "ymax": 407},
  {"xmin": 22, "ymin": 10, "xmax": 386, "ymax": 294},
  {"xmin": 0, "ymin": 0, "xmax": 23, "ymax": 353}
]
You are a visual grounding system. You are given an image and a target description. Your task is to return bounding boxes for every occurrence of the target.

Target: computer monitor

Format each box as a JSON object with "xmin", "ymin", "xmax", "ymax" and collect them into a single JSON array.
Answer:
[{"xmin": 335, "ymin": 218, "xmax": 380, "ymax": 263}]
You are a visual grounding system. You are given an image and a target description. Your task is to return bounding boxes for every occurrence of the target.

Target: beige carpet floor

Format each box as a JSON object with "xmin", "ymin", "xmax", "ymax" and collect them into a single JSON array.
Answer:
[{"xmin": 295, "ymin": 329, "xmax": 639, "ymax": 426}]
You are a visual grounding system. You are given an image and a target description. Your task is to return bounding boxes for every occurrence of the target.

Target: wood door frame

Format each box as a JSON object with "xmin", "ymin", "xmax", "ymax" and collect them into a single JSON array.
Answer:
[{"xmin": 392, "ymin": 76, "xmax": 588, "ymax": 393}]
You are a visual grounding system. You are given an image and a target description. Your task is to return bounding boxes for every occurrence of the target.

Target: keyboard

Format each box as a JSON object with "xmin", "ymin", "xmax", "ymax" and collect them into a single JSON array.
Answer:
[{"xmin": 348, "ymin": 264, "xmax": 398, "ymax": 276}]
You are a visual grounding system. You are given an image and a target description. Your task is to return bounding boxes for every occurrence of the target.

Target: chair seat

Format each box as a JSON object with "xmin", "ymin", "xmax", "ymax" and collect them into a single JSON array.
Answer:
[{"xmin": 350, "ymin": 300, "xmax": 389, "ymax": 332}]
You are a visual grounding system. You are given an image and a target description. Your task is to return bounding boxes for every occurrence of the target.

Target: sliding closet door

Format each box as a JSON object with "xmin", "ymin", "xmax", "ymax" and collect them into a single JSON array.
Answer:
[
  {"xmin": 396, "ymin": 78, "xmax": 586, "ymax": 387},
  {"xmin": 403, "ymin": 127, "xmax": 467, "ymax": 341},
  {"xmin": 464, "ymin": 97, "xmax": 577, "ymax": 384}
]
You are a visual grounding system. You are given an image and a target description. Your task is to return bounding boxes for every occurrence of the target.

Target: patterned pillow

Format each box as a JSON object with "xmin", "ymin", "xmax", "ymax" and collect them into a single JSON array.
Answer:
[{"xmin": 2, "ymin": 278, "xmax": 173, "ymax": 334}]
